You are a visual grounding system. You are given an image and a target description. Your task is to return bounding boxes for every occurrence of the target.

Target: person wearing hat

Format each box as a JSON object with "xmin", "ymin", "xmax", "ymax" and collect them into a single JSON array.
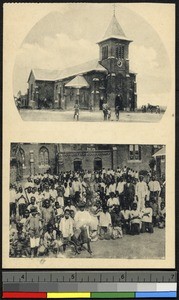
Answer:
[
  {"xmin": 23, "ymin": 206, "xmax": 42, "ymax": 257},
  {"xmin": 135, "ymin": 175, "xmax": 148, "ymax": 211}
]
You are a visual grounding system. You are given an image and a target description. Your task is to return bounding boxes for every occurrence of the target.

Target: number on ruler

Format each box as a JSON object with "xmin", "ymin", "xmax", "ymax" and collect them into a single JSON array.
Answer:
[
  {"xmin": 121, "ymin": 274, "xmax": 125, "ymax": 280},
  {"xmin": 71, "ymin": 274, "xmax": 75, "ymax": 280}
]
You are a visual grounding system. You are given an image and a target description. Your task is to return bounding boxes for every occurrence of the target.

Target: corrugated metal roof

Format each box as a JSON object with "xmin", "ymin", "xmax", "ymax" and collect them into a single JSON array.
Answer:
[
  {"xmin": 97, "ymin": 15, "xmax": 132, "ymax": 43},
  {"xmin": 30, "ymin": 59, "xmax": 107, "ymax": 82}
]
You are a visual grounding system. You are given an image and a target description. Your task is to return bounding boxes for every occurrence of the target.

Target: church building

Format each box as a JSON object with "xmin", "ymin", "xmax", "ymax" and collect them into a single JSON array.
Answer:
[
  {"xmin": 27, "ymin": 13, "xmax": 137, "ymax": 111},
  {"xmin": 10, "ymin": 144, "xmax": 165, "ymax": 183}
]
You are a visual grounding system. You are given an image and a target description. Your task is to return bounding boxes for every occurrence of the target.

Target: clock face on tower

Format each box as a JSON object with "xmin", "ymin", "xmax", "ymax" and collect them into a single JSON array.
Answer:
[{"xmin": 117, "ymin": 59, "xmax": 123, "ymax": 68}]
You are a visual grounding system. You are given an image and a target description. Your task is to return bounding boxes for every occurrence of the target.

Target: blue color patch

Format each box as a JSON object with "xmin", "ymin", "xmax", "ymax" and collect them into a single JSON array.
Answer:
[{"xmin": 136, "ymin": 291, "xmax": 177, "ymax": 298}]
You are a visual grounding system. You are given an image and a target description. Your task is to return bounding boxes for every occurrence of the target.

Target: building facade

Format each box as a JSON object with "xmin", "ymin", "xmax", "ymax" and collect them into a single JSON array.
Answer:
[
  {"xmin": 10, "ymin": 144, "xmax": 164, "ymax": 183},
  {"xmin": 27, "ymin": 14, "xmax": 137, "ymax": 111}
]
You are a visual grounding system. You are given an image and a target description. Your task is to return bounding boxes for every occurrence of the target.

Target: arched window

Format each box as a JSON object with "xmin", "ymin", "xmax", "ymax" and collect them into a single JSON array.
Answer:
[
  {"xmin": 94, "ymin": 157, "xmax": 102, "ymax": 171},
  {"xmin": 39, "ymin": 147, "xmax": 49, "ymax": 166}
]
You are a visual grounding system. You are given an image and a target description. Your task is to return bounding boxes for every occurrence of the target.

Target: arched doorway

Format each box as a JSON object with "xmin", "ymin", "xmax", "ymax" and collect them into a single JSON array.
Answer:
[
  {"xmin": 74, "ymin": 159, "xmax": 82, "ymax": 172},
  {"xmin": 94, "ymin": 157, "xmax": 102, "ymax": 171}
]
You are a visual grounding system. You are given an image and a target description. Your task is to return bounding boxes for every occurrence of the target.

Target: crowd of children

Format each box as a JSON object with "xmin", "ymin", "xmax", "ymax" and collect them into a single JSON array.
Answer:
[{"xmin": 9, "ymin": 166, "xmax": 166, "ymax": 258}]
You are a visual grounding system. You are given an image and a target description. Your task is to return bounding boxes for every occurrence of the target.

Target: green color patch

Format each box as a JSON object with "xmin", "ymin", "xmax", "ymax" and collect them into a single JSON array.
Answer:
[{"xmin": 91, "ymin": 292, "xmax": 135, "ymax": 298}]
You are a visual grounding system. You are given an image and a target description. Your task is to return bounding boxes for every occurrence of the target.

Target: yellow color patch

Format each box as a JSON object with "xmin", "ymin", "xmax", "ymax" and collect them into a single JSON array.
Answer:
[{"xmin": 47, "ymin": 292, "xmax": 91, "ymax": 298}]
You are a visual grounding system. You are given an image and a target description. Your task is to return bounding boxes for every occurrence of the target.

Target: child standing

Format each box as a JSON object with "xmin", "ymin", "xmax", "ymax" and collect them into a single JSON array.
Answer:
[{"xmin": 25, "ymin": 206, "xmax": 42, "ymax": 257}]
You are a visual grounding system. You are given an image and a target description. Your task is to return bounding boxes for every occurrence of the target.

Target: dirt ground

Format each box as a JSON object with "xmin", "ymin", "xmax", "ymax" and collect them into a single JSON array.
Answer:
[
  {"xmin": 19, "ymin": 109, "xmax": 164, "ymax": 123},
  {"xmin": 52, "ymin": 227, "xmax": 165, "ymax": 259}
]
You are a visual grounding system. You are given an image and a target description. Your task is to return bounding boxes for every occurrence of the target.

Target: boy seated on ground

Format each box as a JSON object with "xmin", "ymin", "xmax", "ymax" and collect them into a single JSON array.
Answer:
[
  {"xmin": 43, "ymin": 223, "xmax": 58, "ymax": 256},
  {"xmin": 11, "ymin": 223, "xmax": 29, "ymax": 258},
  {"xmin": 141, "ymin": 201, "xmax": 153, "ymax": 233},
  {"xmin": 129, "ymin": 202, "xmax": 141, "ymax": 235},
  {"xmin": 98, "ymin": 205, "xmax": 112, "ymax": 240},
  {"xmin": 158, "ymin": 202, "xmax": 166, "ymax": 228},
  {"xmin": 111, "ymin": 206, "xmax": 123, "ymax": 239}
]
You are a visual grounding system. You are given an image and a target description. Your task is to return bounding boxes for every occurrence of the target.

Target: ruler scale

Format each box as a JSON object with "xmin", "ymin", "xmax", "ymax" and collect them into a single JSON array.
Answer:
[{"xmin": 2, "ymin": 271, "xmax": 177, "ymax": 298}]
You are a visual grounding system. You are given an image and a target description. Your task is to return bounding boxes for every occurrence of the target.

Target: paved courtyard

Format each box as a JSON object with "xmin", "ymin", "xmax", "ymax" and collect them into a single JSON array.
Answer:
[
  {"xmin": 54, "ymin": 228, "xmax": 165, "ymax": 259},
  {"xmin": 19, "ymin": 109, "xmax": 164, "ymax": 123}
]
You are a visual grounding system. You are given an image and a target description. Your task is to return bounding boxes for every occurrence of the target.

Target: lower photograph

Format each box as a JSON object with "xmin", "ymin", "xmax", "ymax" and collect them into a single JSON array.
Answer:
[{"xmin": 9, "ymin": 143, "xmax": 166, "ymax": 260}]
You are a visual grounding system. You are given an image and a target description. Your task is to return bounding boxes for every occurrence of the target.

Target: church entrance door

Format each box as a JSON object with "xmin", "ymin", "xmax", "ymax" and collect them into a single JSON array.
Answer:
[
  {"xmin": 79, "ymin": 90, "xmax": 89, "ymax": 110},
  {"xmin": 58, "ymin": 93, "xmax": 62, "ymax": 109},
  {"xmin": 74, "ymin": 159, "xmax": 83, "ymax": 172}
]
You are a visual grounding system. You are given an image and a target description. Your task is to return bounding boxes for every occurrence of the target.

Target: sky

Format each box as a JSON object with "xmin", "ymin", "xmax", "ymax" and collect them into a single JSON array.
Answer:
[{"xmin": 13, "ymin": 3, "xmax": 174, "ymax": 107}]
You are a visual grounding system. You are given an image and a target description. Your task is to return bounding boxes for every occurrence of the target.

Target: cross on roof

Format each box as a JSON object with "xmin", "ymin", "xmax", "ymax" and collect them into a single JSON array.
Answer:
[{"xmin": 113, "ymin": 3, "xmax": 116, "ymax": 16}]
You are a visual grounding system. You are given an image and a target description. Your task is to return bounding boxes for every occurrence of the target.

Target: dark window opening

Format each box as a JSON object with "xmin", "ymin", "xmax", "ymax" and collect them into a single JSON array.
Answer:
[
  {"xmin": 74, "ymin": 159, "xmax": 82, "ymax": 172},
  {"xmin": 129, "ymin": 145, "xmax": 141, "ymax": 160},
  {"xmin": 94, "ymin": 158, "xmax": 102, "ymax": 171}
]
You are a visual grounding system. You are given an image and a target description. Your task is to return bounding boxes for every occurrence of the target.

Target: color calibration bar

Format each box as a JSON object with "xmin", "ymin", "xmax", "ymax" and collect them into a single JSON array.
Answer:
[{"xmin": 2, "ymin": 291, "xmax": 177, "ymax": 298}]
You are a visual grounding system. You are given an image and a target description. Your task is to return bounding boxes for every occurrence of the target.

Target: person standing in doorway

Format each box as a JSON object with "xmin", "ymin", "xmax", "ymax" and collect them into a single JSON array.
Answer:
[{"xmin": 74, "ymin": 101, "xmax": 80, "ymax": 121}]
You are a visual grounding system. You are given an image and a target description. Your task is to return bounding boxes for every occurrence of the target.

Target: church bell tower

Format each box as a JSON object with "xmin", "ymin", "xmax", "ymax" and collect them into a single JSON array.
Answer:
[{"xmin": 97, "ymin": 9, "xmax": 137, "ymax": 111}]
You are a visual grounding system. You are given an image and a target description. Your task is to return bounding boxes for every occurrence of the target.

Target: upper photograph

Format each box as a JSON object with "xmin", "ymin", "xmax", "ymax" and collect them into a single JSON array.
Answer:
[{"xmin": 13, "ymin": 3, "xmax": 174, "ymax": 122}]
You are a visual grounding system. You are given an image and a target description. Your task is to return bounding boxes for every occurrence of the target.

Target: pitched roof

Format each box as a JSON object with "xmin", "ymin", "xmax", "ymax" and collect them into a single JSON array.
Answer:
[
  {"xmin": 98, "ymin": 15, "xmax": 132, "ymax": 43},
  {"xmin": 29, "ymin": 59, "xmax": 107, "ymax": 82},
  {"xmin": 56, "ymin": 59, "xmax": 107, "ymax": 80},
  {"xmin": 65, "ymin": 75, "xmax": 89, "ymax": 88},
  {"xmin": 152, "ymin": 146, "xmax": 166, "ymax": 158},
  {"xmin": 32, "ymin": 69, "xmax": 59, "ymax": 81}
]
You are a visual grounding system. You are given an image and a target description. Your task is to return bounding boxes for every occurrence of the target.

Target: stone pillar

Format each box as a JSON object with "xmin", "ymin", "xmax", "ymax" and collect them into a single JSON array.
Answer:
[
  {"xmin": 29, "ymin": 150, "xmax": 35, "ymax": 176},
  {"xmin": 125, "ymin": 75, "xmax": 131, "ymax": 111},
  {"xmin": 125, "ymin": 59, "xmax": 130, "ymax": 74},
  {"xmin": 112, "ymin": 147, "xmax": 118, "ymax": 170}
]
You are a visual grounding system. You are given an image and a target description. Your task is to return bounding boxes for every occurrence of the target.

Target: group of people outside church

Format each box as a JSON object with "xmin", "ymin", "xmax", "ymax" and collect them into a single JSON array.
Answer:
[
  {"xmin": 9, "ymin": 164, "xmax": 166, "ymax": 258},
  {"xmin": 73, "ymin": 93, "xmax": 123, "ymax": 121}
]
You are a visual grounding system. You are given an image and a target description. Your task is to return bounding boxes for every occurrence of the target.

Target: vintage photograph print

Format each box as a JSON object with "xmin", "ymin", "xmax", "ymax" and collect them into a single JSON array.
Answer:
[
  {"xmin": 9, "ymin": 143, "xmax": 166, "ymax": 260},
  {"xmin": 9, "ymin": 3, "xmax": 174, "ymax": 122}
]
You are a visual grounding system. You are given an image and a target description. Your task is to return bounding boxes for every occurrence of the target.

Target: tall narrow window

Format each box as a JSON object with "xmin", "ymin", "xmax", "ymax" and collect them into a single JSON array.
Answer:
[
  {"xmin": 129, "ymin": 145, "xmax": 141, "ymax": 160},
  {"xmin": 19, "ymin": 148, "xmax": 25, "ymax": 168},
  {"xmin": 102, "ymin": 46, "xmax": 108, "ymax": 59},
  {"xmin": 39, "ymin": 147, "xmax": 49, "ymax": 166},
  {"xmin": 116, "ymin": 45, "xmax": 125, "ymax": 59}
]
